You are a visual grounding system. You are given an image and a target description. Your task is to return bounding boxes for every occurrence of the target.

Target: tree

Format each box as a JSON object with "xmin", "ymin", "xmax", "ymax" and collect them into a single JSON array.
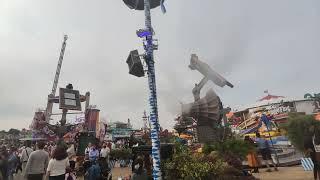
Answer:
[
  {"xmin": 281, "ymin": 113, "xmax": 320, "ymax": 151},
  {"xmin": 8, "ymin": 128, "xmax": 20, "ymax": 136}
]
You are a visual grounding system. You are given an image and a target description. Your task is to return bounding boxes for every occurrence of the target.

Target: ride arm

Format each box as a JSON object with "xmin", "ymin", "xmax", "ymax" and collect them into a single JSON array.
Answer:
[
  {"xmin": 45, "ymin": 35, "xmax": 68, "ymax": 122},
  {"xmin": 192, "ymin": 76, "xmax": 208, "ymax": 101}
]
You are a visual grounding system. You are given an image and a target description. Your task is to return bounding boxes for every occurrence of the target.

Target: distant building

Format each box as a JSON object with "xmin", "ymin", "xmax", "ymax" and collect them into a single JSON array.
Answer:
[{"xmin": 105, "ymin": 119, "xmax": 133, "ymax": 141}]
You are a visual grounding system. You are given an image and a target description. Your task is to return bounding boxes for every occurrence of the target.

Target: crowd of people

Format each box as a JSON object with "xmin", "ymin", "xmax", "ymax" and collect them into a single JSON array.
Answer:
[
  {"xmin": 0, "ymin": 139, "xmax": 114, "ymax": 180},
  {"xmin": 5, "ymin": 131, "xmax": 313, "ymax": 179},
  {"xmin": 0, "ymin": 140, "xmax": 73, "ymax": 180}
]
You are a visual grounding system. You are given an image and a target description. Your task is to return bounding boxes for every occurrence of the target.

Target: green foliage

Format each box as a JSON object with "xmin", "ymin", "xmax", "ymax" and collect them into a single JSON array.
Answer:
[
  {"xmin": 162, "ymin": 142, "xmax": 258, "ymax": 179},
  {"xmin": 163, "ymin": 143, "xmax": 227, "ymax": 180},
  {"xmin": 203, "ymin": 138, "xmax": 252, "ymax": 159},
  {"xmin": 109, "ymin": 148, "xmax": 132, "ymax": 160},
  {"xmin": 281, "ymin": 113, "xmax": 320, "ymax": 151},
  {"xmin": 160, "ymin": 135, "xmax": 175, "ymax": 143}
]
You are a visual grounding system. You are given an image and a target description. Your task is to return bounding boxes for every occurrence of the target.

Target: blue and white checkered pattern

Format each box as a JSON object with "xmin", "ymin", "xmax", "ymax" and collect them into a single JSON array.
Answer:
[
  {"xmin": 127, "ymin": 160, "xmax": 133, "ymax": 167},
  {"xmin": 125, "ymin": 0, "xmax": 164, "ymax": 179},
  {"xmin": 301, "ymin": 158, "xmax": 314, "ymax": 171},
  {"xmin": 109, "ymin": 160, "xmax": 133, "ymax": 169},
  {"xmin": 141, "ymin": 0, "xmax": 162, "ymax": 179},
  {"xmin": 109, "ymin": 160, "xmax": 116, "ymax": 169}
]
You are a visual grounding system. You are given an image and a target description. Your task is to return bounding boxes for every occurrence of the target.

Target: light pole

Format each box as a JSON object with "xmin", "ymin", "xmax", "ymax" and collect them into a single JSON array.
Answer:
[{"xmin": 123, "ymin": 0, "xmax": 166, "ymax": 179}]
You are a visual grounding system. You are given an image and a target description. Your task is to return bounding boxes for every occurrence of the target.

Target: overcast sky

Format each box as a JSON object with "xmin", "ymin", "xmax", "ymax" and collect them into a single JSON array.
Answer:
[{"xmin": 0, "ymin": 0, "xmax": 319, "ymax": 130}]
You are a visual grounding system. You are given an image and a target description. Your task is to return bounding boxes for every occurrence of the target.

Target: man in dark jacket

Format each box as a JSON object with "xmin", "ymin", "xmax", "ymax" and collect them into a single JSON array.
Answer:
[{"xmin": 0, "ymin": 146, "xmax": 9, "ymax": 180}]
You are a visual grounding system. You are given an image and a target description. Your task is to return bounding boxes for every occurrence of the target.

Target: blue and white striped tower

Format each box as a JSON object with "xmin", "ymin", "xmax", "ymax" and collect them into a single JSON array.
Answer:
[
  {"xmin": 144, "ymin": 0, "xmax": 162, "ymax": 179},
  {"xmin": 123, "ymin": 0, "xmax": 165, "ymax": 178}
]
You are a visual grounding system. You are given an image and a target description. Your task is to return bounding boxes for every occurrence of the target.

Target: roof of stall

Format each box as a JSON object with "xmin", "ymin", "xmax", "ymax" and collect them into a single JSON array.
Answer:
[{"xmin": 233, "ymin": 94, "xmax": 308, "ymax": 112}]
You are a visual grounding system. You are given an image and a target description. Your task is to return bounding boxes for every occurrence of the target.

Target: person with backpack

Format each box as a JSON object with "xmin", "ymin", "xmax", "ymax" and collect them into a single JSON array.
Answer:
[
  {"xmin": 24, "ymin": 141, "xmax": 49, "ymax": 180},
  {"xmin": 21, "ymin": 141, "xmax": 33, "ymax": 175}
]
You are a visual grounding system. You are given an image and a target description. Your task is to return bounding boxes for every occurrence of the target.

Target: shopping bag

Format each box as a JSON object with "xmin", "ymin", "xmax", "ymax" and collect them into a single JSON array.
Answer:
[{"xmin": 301, "ymin": 157, "xmax": 314, "ymax": 171}]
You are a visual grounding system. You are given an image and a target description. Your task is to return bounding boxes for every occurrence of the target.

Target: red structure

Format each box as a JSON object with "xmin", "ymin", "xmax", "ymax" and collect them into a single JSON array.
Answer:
[
  {"xmin": 85, "ymin": 108, "xmax": 100, "ymax": 136},
  {"xmin": 258, "ymin": 94, "xmax": 285, "ymax": 101}
]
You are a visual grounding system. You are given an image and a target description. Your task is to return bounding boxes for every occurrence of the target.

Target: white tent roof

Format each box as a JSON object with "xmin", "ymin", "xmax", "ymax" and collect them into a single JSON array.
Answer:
[{"xmin": 233, "ymin": 95, "xmax": 305, "ymax": 112}]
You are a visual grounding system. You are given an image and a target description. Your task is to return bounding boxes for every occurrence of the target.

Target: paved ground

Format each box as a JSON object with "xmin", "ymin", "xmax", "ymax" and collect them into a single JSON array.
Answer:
[
  {"xmin": 253, "ymin": 166, "xmax": 314, "ymax": 180},
  {"xmin": 11, "ymin": 168, "xmax": 131, "ymax": 180},
  {"xmin": 110, "ymin": 166, "xmax": 314, "ymax": 180},
  {"xmin": 11, "ymin": 166, "xmax": 312, "ymax": 180},
  {"xmin": 111, "ymin": 167, "xmax": 131, "ymax": 180}
]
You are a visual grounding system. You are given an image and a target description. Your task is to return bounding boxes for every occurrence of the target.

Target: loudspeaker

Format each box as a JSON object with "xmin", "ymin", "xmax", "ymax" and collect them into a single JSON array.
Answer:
[
  {"xmin": 182, "ymin": 89, "xmax": 223, "ymax": 143},
  {"xmin": 123, "ymin": 0, "xmax": 162, "ymax": 10},
  {"xmin": 126, "ymin": 50, "xmax": 145, "ymax": 77}
]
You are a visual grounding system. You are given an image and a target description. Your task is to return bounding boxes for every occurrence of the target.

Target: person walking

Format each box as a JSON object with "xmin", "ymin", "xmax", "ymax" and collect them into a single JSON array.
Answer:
[
  {"xmin": 244, "ymin": 136, "xmax": 260, "ymax": 173},
  {"xmin": 85, "ymin": 143, "xmax": 92, "ymax": 156},
  {"xmin": 307, "ymin": 125, "xmax": 320, "ymax": 180},
  {"xmin": 0, "ymin": 146, "xmax": 9, "ymax": 180},
  {"xmin": 66, "ymin": 143, "xmax": 75, "ymax": 159},
  {"xmin": 255, "ymin": 132, "xmax": 278, "ymax": 172},
  {"xmin": 21, "ymin": 141, "xmax": 33, "ymax": 175},
  {"xmin": 100, "ymin": 144, "xmax": 110, "ymax": 165},
  {"xmin": 46, "ymin": 146, "xmax": 70, "ymax": 180},
  {"xmin": 86, "ymin": 160, "xmax": 101, "ymax": 180},
  {"xmin": 132, "ymin": 156, "xmax": 148, "ymax": 180},
  {"xmin": 24, "ymin": 141, "xmax": 49, "ymax": 180},
  {"xmin": 7, "ymin": 147, "xmax": 19, "ymax": 180},
  {"xmin": 88, "ymin": 144, "xmax": 99, "ymax": 162}
]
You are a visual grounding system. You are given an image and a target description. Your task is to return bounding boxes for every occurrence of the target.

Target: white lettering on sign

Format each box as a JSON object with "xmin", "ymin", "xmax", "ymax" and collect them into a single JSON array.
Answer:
[
  {"xmin": 265, "ymin": 104, "xmax": 291, "ymax": 114},
  {"xmin": 65, "ymin": 99, "xmax": 76, "ymax": 106},
  {"xmin": 64, "ymin": 93, "xmax": 76, "ymax": 99}
]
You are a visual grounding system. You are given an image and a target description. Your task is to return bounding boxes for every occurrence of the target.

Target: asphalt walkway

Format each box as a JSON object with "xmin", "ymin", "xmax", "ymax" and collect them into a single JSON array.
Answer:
[
  {"xmin": 253, "ymin": 166, "xmax": 313, "ymax": 180},
  {"xmin": 11, "ymin": 166, "xmax": 312, "ymax": 180}
]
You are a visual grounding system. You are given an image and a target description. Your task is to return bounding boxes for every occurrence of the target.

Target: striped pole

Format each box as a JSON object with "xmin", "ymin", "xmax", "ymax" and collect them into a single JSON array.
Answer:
[{"xmin": 143, "ymin": 0, "xmax": 162, "ymax": 179}]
